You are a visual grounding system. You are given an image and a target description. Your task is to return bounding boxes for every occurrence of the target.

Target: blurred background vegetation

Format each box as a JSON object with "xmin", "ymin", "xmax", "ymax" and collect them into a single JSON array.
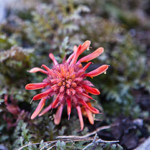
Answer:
[{"xmin": 0, "ymin": 0, "xmax": 150, "ymax": 149}]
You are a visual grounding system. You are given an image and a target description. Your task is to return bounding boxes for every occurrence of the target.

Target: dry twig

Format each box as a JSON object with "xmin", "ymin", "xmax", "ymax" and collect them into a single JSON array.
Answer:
[{"xmin": 18, "ymin": 124, "xmax": 119, "ymax": 150}]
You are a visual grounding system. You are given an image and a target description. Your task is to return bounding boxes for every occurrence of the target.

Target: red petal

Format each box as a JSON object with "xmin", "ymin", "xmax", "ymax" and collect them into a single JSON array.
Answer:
[
  {"xmin": 70, "ymin": 45, "xmax": 82, "ymax": 65},
  {"xmin": 59, "ymin": 93, "xmax": 64, "ymax": 101},
  {"xmin": 79, "ymin": 99, "xmax": 99, "ymax": 114},
  {"xmin": 74, "ymin": 77, "xmax": 83, "ymax": 82},
  {"xmin": 41, "ymin": 64, "xmax": 53, "ymax": 75},
  {"xmin": 49, "ymin": 53, "xmax": 58, "ymax": 65},
  {"xmin": 78, "ymin": 47, "xmax": 104, "ymax": 63},
  {"xmin": 51, "ymin": 94, "xmax": 60, "ymax": 108},
  {"xmin": 82, "ymin": 62, "xmax": 92, "ymax": 71},
  {"xmin": 85, "ymin": 65, "xmax": 109, "ymax": 78},
  {"xmin": 82, "ymin": 84, "xmax": 100, "ymax": 95},
  {"xmin": 25, "ymin": 83, "xmax": 48, "ymax": 90},
  {"xmin": 28, "ymin": 67, "xmax": 48, "ymax": 74},
  {"xmin": 70, "ymin": 88, "xmax": 76, "ymax": 95},
  {"xmin": 31, "ymin": 98, "xmax": 46, "ymax": 119},
  {"xmin": 82, "ymin": 80, "xmax": 94, "ymax": 87},
  {"xmin": 70, "ymin": 41, "xmax": 91, "ymax": 65},
  {"xmin": 76, "ymin": 86, "xmax": 83, "ymax": 93},
  {"xmin": 67, "ymin": 53, "xmax": 74, "ymax": 63},
  {"xmin": 54, "ymin": 104, "xmax": 64, "ymax": 125},
  {"xmin": 66, "ymin": 89, "xmax": 71, "ymax": 96},
  {"xmin": 51, "ymin": 85, "xmax": 59, "ymax": 91},
  {"xmin": 73, "ymin": 45, "xmax": 78, "ymax": 52},
  {"xmin": 59, "ymin": 86, "xmax": 65, "ymax": 93},
  {"xmin": 67, "ymin": 45, "xmax": 78, "ymax": 63},
  {"xmin": 60, "ymin": 65, "xmax": 66, "ymax": 77},
  {"xmin": 78, "ymin": 40, "xmax": 91, "ymax": 56},
  {"xmin": 76, "ymin": 106, "xmax": 84, "ymax": 130},
  {"xmin": 77, "ymin": 91, "xmax": 93, "ymax": 100},
  {"xmin": 51, "ymin": 79, "xmax": 60, "ymax": 84},
  {"xmin": 39, "ymin": 104, "xmax": 52, "ymax": 116},
  {"xmin": 40, "ymin": 94, "xmax": 62, "ymax": 116},
  {"xmin": 32, "ymin": 89, "xmax": 52, "ymax": 100},
  {"xmin": 86, "ymin": 108, "xmax": 94, "ymax": 124},
  {"xmin": 66, "ymin": 99, "xmax": 71, "ymax": 120}
]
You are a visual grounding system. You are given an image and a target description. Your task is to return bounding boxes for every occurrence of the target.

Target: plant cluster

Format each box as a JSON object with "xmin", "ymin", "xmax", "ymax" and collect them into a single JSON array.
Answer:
[{"xmin": 0, "ymin": 0, "xmax": 150, "ymax": 149}]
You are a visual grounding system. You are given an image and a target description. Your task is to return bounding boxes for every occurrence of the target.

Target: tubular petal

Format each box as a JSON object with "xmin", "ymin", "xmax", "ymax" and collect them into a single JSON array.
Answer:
[
  {"xmin": 41, "ymin": 64, "xmax": 53, "ymax": 75},
  {"xmin": 66, "ymin": 99, "xmax": 71, "ymax": 120},
  {"xmin": 32, "ymin": 89, "xmax": 52, "ymax": 100},
  {"xmin": 70, "ymin": 45, "xmax": 82, "ymax": 65},
  {"xmin": 87, "ymin": 102, "xmax": 100, "ymax": 114},
  {"xmin": 66, "ymin": 89, "xmax": 71, "ymax": 96},
  {"xmin": 78, "ymin": 40, "xmax": 91, "ymax": 56},
  {"xmin": 70, "ymin": 88, "xmax": 76, "ymax": 95},
  {"xmin": 67, "ymin": 45, "xmax": 78, "ymax": 63},
  {"xmin": 54, "ymin": 104, "xmax": 64, "ymax": 125},
  {"xmin": 82, "ymin": 85, "xmax": 100, "ymax": 95},
  {"xmin": 70, "ymin": 41, "xmax": 91, "ymax": 65},
  {"xmin": 76, "ymin": 70, "xmax": 84, "ymax": 76},
  {"xmin": 28, "ymin": 67, "xmax": 48, "ymax": 74},
  {"xmin": 74, "ymin": 77, "xmax": 83, "ymax": 82},
  {"xmin": 73, "ymin": 45, "xmax": 78, "ymax": 52},
  {"xmin": 60, "ymin": 65, "xmax": 66, "ymax": 77},
  {"xmin": 51, "ymin": 85, "xmax": 58, "ymax": 91},
  {"xmin": 82, "ymin": 62, "xmax": 92, "ymax": 71},
  {"xmin": 79, "ymin": 99, "xmax": 99, "ymax": 114},
  {"xmin": 59, "ymin": 86, "xmax": 65, "ymax": 93},
  {"xmin": 77, "ymin": 91, "xmax": 93, "ymax": 100},
  {"xmin": 76, "ymin": 106, "xmax": 84, "ymax": 130},
  {"xmin": 39, "ymin": 104, "xmax": 52, "ymax": 116},
  {"xmin": 82, "ymin": 80, "xmax": 94, "ymax": 87},
  {"xmin": 51, "ymin": 79, "xmax": 60, "ymax": 84},
  {"xmin": 59, "ymin": 93, "xmax": 64, "ymax": 101},
  {"xmin": 31, "ymin": 98, "xmax": 46, "ymax": 119},
  {"xmin": 69, "ymin": 67, "xmax": 74, "ymax": 74},
  {"xmin": 85, "ymin": 65, "xmax": 109, "ymax": 78},
  {"xmin": 67, "ymin": 54, "xmax": 73, "ymax": 63},
  {"xmin": 49, "ymin": 53, "xmax": 58, "ymax": 65},
  {"xmin": 86, "ymin": 108, "xmax": 94, "ymax": 124},
  {"xmin": 78, "ymin": 47, "xmax": 104, "ymax": 63},
  {"xmin": 76, "ymin": 86, "xmax": 83, "ymax": 93},
  {"xmin": 25, "ymin": 83, "xmax": 48, "ymax": 90},
  {"xmin": 51, "ymin": 94, "xmax": 60, "ymax": 108}
]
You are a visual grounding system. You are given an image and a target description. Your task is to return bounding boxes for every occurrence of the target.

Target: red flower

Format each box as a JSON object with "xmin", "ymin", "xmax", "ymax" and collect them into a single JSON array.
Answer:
[{"xmin": 25, "ymin": 41, "xmax": 109, "ymax": 130}]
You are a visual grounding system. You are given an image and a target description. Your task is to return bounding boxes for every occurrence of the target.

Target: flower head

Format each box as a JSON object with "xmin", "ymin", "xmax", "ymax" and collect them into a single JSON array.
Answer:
[{"xmin": 25, "ymin": 40, "xmax": 109, "ymax": 130}]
